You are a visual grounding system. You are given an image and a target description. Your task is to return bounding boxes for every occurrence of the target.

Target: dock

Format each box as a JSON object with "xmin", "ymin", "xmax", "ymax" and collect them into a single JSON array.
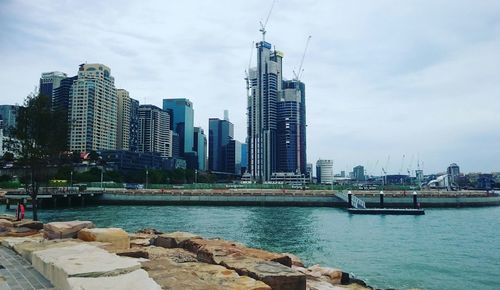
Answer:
[{"xmin": 347, "ymin": 208, "xmax": 425, "ymax": 215}]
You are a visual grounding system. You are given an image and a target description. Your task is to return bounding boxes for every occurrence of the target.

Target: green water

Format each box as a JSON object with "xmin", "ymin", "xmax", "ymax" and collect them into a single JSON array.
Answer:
[{"xmin": 2, "ymin": 205, "xmax": 499, "ymax": 289}]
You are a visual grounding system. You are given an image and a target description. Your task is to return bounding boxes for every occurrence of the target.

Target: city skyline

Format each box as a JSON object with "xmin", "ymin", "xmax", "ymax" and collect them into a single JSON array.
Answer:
[{"xmin": 1, "ymin": 0, "xmax": 499, "ymax": 174}]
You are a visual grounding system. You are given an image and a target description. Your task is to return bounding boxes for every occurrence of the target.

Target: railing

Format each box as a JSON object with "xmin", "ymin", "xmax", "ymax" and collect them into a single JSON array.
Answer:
[{"xmin": 335, "ymin": 191, "xmax": 366, "ymax": 209}]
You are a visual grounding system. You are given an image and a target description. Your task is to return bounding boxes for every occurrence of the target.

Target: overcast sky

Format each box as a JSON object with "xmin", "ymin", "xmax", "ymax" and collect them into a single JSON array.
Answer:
[{"xmin": 1, "ymin": 0, "xmax": 499, "ymax": 174}]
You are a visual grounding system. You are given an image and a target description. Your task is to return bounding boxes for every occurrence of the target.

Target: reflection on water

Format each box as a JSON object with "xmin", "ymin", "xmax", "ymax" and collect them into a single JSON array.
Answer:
[{"xmin": 1, "ymin": 205, "xmax": 500, "ymax": 290}]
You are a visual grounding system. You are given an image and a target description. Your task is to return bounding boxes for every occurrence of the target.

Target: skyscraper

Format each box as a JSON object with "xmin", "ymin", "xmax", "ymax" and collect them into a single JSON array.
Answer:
[
  {"xmin": 353, "ymin": 165, "xmax": 365, "ymax": 181},
  {"xmin": 39, "ymin": 71, "xmax": 68, "ymax": 101},
  {"xmin": 246, "ymin": 39, "xmax": 307, "ymax": 181},
  {"xmin": 116, "ymin": 89, "xmax": 131, "ymax": 150},
  {"xmin": 138, "ymin": 105, "xmax": 171, "ymax": 158},
  {"xmin": 129, "ymin": 98, "xmax": 140, "ymax": 152},
  {"xmin": 208, "ymin": 115, "xmax": 234, "ymax": 172},
  {"xmin": 68, "ymin": 64, "xmax": 117, "ymax": 152},
  {"xmin": 162, "ymin": 98, "xmax": 194, "ymax": 159},
  {"xmin": 193, "ymin": 127, "xmax": 207, "ymax": 171},
  {"xmin": 52, "ymin": 76, "xmax": 77, "ymax": 113},
  {"xmin": 0, "ymin": 105, "xmax": 18, "ymax": 137}
]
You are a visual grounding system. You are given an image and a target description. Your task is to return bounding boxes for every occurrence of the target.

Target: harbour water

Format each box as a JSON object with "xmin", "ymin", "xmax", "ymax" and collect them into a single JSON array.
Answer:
[{"xmin": 2, "ymin": 205, "xmax": 499, "ymax": 289}]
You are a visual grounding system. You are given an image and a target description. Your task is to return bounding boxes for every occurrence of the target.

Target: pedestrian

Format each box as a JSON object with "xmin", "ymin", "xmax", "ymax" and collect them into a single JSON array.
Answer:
[{"xmin": 16, "ymin": 201, "xmax": 25, "ymax": 221}]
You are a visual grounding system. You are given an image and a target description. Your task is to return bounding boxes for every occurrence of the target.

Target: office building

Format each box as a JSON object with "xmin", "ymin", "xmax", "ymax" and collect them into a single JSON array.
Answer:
[
  {"xmin": 0, "ymin": 120, "xmax": 3, "ymax": 156},
  {"xmin": 240, "ymin": 143, "xmax": 248, "ymax": 174},
  {"xmin": 193, "ymin": 127, "xmax": 207, "ymax": 171},
  {"xmin": 68, "ymin": 64, "xmax": 117, "ymax": 152},
  {"xmin": 246, "ymin": 38, "xmax": 307, "ymax": 182},
  {"xmin": 116, "ymin": 89, "xmax": 131, "ymax": 150},
  {"xmin": 208, "ymin": 115, "xmax": 234, "ymax": 172},
  {"xmin": 39, "ymin": 71, "xmax": 67, "ymax": 101},
  {"xmin": 129, "ymin": 98, "xmax": 140, "ymax": 152},
  {"xmin": 0, "ymin": 105, "xmax": 18, "ymax": 137},
  {"xmin": 447, "ymin": 163, "xmax": 460, "ymax": 187},
  {"xmin": 162, "ymin": 98, "xmax": 194, "ymax": 159},
  {"xmin": 316, "ymin": 159, "xmax": 333, "ymax": 184},
  {"xmin": 52, "ymin": 75, "xmax": 77, "ymax": 113},
  {"xmin": 226, "ymin": 139, "xmax": 242, "ymax": 175},
  {"xmin": 138, "ymin": 105, "xmax": 171, "ymax": 158},
  {"xmin": 353, "ymin": 165, "xmax": 365, "ymax": 181}
]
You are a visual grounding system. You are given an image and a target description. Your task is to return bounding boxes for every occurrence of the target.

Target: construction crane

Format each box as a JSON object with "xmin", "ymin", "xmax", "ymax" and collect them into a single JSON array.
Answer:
[
  {"xmin": 244, "ymin": 41, "xmax": 255, "ymax": 84},
  {"xmin": 381, "ymin": 155, "xmax": 390, "ymax": 186},
  {"xmin": 293, "ymin": 35, "xmax": 312, "ymax": 81},
  {"xmin": 259, "ymin": 0, "xmax": 277, "ymax": 41},
  {"xmin": 406, "ymin": 154, "xmax": 415, "ymax": 177},
  {"xmin": 399, "ymin": 154, "xmax": 406, "ymax": 175}
]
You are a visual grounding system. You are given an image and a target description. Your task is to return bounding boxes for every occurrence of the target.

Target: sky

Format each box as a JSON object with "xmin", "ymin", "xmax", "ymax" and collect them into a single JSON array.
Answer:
[{"xmin": 1, "ymin": 0, "xmax": 499, "ymax": 175}]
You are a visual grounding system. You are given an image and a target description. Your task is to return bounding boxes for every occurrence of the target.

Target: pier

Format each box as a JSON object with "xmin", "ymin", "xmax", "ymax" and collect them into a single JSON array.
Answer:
[{"xmin": 4, "ymin": 188, "xmax": 102, "ymax": 209}]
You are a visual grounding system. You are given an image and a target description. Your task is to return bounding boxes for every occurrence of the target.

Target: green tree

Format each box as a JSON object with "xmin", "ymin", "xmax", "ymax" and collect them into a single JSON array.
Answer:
[{"xmin": 13, "ymin": 92, "xmax": 68, "ymax": 220}]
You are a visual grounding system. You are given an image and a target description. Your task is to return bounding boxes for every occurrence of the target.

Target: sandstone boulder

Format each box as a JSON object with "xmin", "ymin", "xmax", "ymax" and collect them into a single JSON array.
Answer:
[
  {"xmin": 117, "ymin": 246, "xmax": 197, "ymax": 263},
  {"xmin": 0, "ymin": 218, "xmax": 13, "ymax": 228},
  {"xmin": 78, "ymin": 227, "xmax": 130, "ymax": 250},
  {"xmin": 0, "ymin": 235, "xmax": 44, "ymax": 249},
  {"xmin": 183, "ymin": 238, "xmax": 292, "ymax": 267},
  {"xmin": 3, "ymin": 226, "xmax": 39, "ymax": 237},
  {"xmin": 308, "ymin": 265, "xmax": 343, "ymax": 285},
  {"xmin": 283, "ymin": 252, "xmax": 305, "ymax": 267},
  {"xmin": 32, "ymin": 243, "xmax": 141, "ymax": 290},
  {"xmin": 218, "ymin": 255, "xmax": 306, "ymax": 290},
  {"xmin": 13, "ymin": 219, "xmax": 43, "ymax": 230},
  {"xmin": 154, "ymin": 231, "xmax": 201, "ymax": 248},
  {"xmin": 129, "ymin": 233, "xmax": 155, "ymax": 248},
  {"xmin": 43, "ymin": 220, "xmax": 94, "ymax": 239},
  {"xmin": 0, "ymin": 214, "xmax": 16, "ymax": 222},
  {"xmin": 142, "ymin": 258, "xmax": 271, "ymax": 290},
  {"xmin": 67, "ymin": 269, "xmax": 161, "ymax": 290}
]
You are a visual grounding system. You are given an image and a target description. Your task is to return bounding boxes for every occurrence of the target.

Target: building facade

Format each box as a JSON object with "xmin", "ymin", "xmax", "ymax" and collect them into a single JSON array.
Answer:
[
  {"xmin": 226, "ymin": 139, "xmax": 242, "ymax": 175},
  {"xmin": 129, "ymin": 98, "xmax": 140, "ymax": 152},
  {"xmin": 39, "ymin": 71, "xmax": 67, "ymax": 101},
  {"xmin": 316, "ymin": 159, "xmax": 334, "ymax": 184},
  {"xmin": 0, "ymin": 105, "xmax": 18, "ymax": 137},
  {"xmin": 116, "ymin": 89, "xmax": 131, "ymax": 150},
  {"xmin": 193, "ymin": 127, "xmax": 207, "ymax": 171},
  {"xmin": 246, "ymin": 39, "xmax": 307, "ymax": 182},
  {"xmin": 208, "ymin": 116, "xmax": 234, "ymax": 172},
  {"xmin": 162, "ymin": 98, "xmax": 194, "ymax": 159},
  {"xmin": 68, "ymin": 64, "xmax": 117, "ymax": 152},
  {"xmin": 138, "ymin": 105, "xmax": 171, "ymax": 158},
  {"xmin": 353, "ymin": 165, "xmax": 365, "ymax": 181}
]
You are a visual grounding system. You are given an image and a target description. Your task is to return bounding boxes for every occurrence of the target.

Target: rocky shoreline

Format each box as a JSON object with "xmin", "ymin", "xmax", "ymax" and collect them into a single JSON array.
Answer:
[{"xmin": 0, "ymin": 215, "xmax": 372, "ymax": 290}]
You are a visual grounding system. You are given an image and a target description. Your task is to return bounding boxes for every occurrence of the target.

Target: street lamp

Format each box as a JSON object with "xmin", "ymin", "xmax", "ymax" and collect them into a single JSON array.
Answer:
[
  {"xmin": 70, "ymin": 171, "xmax": 73, "ymax": 189},
  {"xmin": 100, "ymin": 167, "xmax": 104, "ymax": 191},
  {"xmin": 145, "ymin": 170, "xmax": 149, "ymax": 189},
  {"xmin": 195, "ymin": 170, "xmax": 198, "ymax": 184}
]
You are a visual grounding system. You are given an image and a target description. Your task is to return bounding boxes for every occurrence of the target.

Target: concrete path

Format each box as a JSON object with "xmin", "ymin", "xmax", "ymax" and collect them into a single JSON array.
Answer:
[{"xmin": 0, "ymin": 246, "xmax": 54, "ymax": 290}]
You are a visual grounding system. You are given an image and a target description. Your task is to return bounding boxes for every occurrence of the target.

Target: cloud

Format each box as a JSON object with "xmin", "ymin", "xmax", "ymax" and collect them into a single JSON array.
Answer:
[{"xmin": 1, "ymin": 0, "xmax": 499, "ymax": 173}]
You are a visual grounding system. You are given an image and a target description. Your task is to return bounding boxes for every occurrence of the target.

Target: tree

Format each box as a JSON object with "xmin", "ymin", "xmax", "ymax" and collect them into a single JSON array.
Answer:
[{"xmin": 13, "ymin": 92, "xmax": 68, "ymax": 220}]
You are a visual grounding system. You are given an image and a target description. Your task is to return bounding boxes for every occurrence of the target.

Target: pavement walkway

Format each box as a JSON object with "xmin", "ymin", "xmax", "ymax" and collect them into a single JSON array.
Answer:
[{"xmin": 0, "ymin": 246, "xmax": 54, "ymax": 290}]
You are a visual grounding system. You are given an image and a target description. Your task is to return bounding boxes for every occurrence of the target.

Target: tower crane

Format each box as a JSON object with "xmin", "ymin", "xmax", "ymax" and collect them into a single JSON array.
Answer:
[
  {"xmin": 293, "ymin": 35, "xmax": 312, "ymax": 81},
  {"xmin": 259, "ymin": 0, "xmax": 277, "ymax": 41},
  {"xmin": 399, "ymin": 154, "xmax": 406, "ymax": 175}
]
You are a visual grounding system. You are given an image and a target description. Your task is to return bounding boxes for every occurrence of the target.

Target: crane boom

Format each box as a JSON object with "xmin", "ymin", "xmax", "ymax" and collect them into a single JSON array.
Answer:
[
  {"xmin": 259, "ymin": 0, "xmax": 277, "ymax": 41},
  {"xmin": 296, "ymin": 35, "xmax": 311, "ymax": 80}
]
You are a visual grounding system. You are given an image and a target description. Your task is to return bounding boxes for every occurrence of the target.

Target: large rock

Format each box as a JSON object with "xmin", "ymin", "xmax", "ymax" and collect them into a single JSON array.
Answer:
[
  {"xmin": 142, "ymin": 258, "xmax": 271, "ymax": 290},
  {"xmin": 283, "ymin": 252, "xmax": 305, "ymax": 267},
  {"xmin": 154, "ymin": 231, "xmax": 201, "ymax": 248},
  {"xmin": 0, "ymin": 235, "xmax": 44, "ymax": 248},
  {"xmin": 129, "ymin": 233, "xmax": 155, "ymax": 248},
  {"xmin": 43, "ymin": 220, "xmax": 94, "ymax": 239},
  {"xmin": 67, "ymin": 269, "xmax": 161, "ymax": 290},
  {"xmin": 13, "ymin": 219, "xmax": 43, "ymax": 230},
  {"xmin": 13, "ymin": 239, "xmax": 109, "ymax": 263},
  {"xmin": 218, "ymin": 255, "xmax": 306, "ymax": 290},
  {"xmin": 0, "ymin": 214, "xmax": 16, "ymax": 222},
  {"xmin": 78, "ymin": 228, "xmax": 130, "ymax": 250},
  {"xmin": 0, "ymin": 219, "xmax": 13, "ymax": 228},
  {"xmin": 182, "ymin": 238, "xmax": 292, "ymax": 267},
  {"xmin": 32, "ymin": 243, "xmax": 141, "ymax": 290},
  {"xmin": 2, "ymin": 226, "xmax": 39, "ymax": 237},
  {"xmin": 117, "ymin": 246, "xmax": 197, "ymax": 263}
]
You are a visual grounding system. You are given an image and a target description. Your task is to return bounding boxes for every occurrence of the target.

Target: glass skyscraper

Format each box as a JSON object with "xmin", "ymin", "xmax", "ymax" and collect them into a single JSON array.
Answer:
[
  {"xmin": 208, "ymin": 116, "xmax": 234, "ymax": 172},
  {"xmin": 162, "ymin": 98, "xmax": 194, "ymax": 160}
]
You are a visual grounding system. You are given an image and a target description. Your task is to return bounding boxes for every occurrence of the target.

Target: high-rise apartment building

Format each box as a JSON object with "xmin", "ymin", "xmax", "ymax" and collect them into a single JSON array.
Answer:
[
  {"xmin": 116, "ymin": 89, "xmax": 131, "ymax": 150},
  {"xmin": 138, "ymin": 105, "xmax": 171, "ymax": 158},
  {"xmin": 162, "ymin": 98, "xmax": 194, "ymax": 159},
  {"xmin": 316, "ymin": 159, "xmax": 333, "ymax": 184},
  {"xmin": 193, "ymin": 127, "xmax": 207, "ymax": 171},
  {"xmin": 208, "ymin": 115, "xmax": 234, "ymax": 172},
  {"xmin": 246, "ymin": 39, "xmax": 307, "ymax": 182},
  {"xmin": 68, "ymin": 64, "xmax": 117, "ymax": 152},
  {"xmin": 226, "ymin": 139, "xmax": 242, "ymax": 175},
  {"xmin": 40, "ymin": 71, "xmax": 68, "ymax": 101},
  {"xmin": 129, "ymin": 98, "xmax": 140, "ymax": 152}
]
